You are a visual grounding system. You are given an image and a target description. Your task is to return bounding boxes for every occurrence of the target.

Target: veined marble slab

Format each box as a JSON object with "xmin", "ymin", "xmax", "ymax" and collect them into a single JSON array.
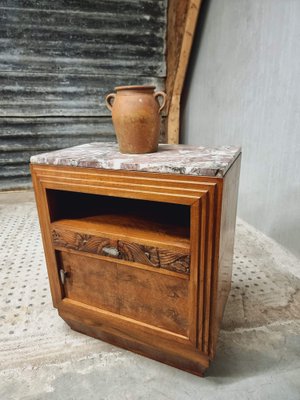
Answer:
[{"xmin": 30, "ymin": 142, "xmax": 241, "ymax": 177}]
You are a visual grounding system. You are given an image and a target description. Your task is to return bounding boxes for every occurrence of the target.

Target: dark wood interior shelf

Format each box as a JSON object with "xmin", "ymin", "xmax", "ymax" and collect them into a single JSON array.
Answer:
[
  {"xmin": 47, "ymin": 188, "xmax": 190, "ymax": 248},
  {"xmin": 51, "ymin": 213, "xmax": 190, "ymax": 250}
]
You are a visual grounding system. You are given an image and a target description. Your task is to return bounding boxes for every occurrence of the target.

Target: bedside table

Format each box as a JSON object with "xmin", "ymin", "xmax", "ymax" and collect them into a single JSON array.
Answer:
[{"xmin": 30, "ymin": 142, "xmax": 241, "ymax": 376}]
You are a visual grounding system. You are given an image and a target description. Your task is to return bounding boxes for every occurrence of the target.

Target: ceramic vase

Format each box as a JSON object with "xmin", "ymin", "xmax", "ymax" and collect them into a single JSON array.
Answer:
[{"xmin": 105, "ymin": 85, "xmax": 167, "ymax": 154}]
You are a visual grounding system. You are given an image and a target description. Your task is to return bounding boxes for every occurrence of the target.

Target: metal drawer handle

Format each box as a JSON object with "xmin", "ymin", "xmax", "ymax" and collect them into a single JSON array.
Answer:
[
  {"xmin": 102, "ymin": 246, "xmax": 119, "ymax": 257},
  {"xmin": 59, "ymin": 269, "xmax": 69, "ymax": 285}
]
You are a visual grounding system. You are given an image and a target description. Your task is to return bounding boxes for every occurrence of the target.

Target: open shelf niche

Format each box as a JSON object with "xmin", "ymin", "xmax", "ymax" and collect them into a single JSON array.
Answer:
[{"xmin": 47, "ymin": 189, "xmax": 191, "ymax": 250}]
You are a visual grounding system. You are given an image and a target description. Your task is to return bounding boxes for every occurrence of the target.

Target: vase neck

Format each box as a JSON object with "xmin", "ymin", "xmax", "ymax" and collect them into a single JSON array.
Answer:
[{"xmin": 115, "ymin": 85, "xmax": 156, "ymax": 94}]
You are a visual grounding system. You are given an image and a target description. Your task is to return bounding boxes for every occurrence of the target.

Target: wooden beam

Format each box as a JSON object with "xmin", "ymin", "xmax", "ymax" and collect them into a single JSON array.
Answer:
[{"xmin": 166, "ymin": 0, "xmax": 203, "ymax": 144}]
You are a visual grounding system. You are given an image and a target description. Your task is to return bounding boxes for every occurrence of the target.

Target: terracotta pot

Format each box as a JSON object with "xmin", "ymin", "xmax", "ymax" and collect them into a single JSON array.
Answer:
[{"xmin": 105, "ymin": 85, "xmax": 167, "ymax": 154}]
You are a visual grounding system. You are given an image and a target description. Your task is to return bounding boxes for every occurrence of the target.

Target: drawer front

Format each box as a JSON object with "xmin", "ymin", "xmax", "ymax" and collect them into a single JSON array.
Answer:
[
  {"xmin": 59, "ymin": 251, "xmax": 190, "ymax": 336},
  {"xmin": 52, "ymin": 227, "xmax": 190, "ymax": 274}
]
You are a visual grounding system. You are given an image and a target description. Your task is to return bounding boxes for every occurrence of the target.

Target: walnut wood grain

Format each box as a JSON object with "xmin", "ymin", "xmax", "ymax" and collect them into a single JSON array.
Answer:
[
  {"xmin": 60, "ymin": 251, "xmax": 189, "ymax": 336},
  {"xmin": 52, "ymin": 226, "xmax": 190, "ymax": 275},
  {"xmin": 51, "ymin": 212, "xmax": 190, "ymax": 248}
]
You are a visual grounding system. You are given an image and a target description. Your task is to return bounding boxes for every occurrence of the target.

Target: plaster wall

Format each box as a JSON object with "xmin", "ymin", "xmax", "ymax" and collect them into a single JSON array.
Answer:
[{"xmin": 182, "ymin": 0, "xmax": 300, "ymax": 257}]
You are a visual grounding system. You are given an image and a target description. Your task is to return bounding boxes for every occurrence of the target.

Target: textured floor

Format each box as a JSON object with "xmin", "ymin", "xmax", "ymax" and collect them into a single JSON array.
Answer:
[{"xmin": 0, "ymin": 191, "xmax": 300, "ymax": 400}]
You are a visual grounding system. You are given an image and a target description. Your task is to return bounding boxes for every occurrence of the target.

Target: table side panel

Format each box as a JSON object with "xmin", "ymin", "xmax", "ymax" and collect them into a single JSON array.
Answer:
[{"xmin": 209, "ymin": 155, "xmax": 241, "ymax": 359}]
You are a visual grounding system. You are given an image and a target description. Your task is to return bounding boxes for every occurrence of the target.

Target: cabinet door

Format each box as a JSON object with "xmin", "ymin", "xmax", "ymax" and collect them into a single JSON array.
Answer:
[{"xmin": 59, "ymin": 251, "xmax": 190, "ymax": 336}]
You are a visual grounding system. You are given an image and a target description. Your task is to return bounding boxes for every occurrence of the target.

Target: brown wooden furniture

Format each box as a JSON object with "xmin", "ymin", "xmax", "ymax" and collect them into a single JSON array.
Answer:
[
  {"xmin": 166, "ymin": 0, "xmax": 203, "ymax": 143},
  {"xmin": 31, "ymin": 143, "xmax": 241, "ymax": 376}
]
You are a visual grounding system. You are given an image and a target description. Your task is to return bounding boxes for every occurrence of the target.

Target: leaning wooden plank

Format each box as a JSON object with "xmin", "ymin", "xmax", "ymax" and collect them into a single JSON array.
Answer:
[{"xmin": 166, "ymin": 0, "xmax": 203, "ymax": 144}]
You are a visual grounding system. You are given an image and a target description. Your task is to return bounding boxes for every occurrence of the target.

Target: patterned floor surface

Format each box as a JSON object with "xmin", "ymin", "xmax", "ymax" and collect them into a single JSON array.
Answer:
[{"xmin": 1, "ymin": 196, "xmax": 300, "ymax": 400}]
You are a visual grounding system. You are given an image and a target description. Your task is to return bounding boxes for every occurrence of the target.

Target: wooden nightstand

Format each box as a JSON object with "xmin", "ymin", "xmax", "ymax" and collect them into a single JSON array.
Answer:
[{"xmin": 31, "ymin": 142, "xmax": 241, "ymax": 376}]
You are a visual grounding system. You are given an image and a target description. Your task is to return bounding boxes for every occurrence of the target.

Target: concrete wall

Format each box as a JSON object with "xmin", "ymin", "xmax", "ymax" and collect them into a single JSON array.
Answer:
[{"xmin": 182, "ymin": 0, "xmax": 300, "ymax": 258}]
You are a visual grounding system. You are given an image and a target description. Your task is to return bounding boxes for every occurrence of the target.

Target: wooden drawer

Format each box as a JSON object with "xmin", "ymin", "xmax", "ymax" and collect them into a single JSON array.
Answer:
[{"xmin": 52, "ymin": 225, "xmax": 190, "ymax": 275}]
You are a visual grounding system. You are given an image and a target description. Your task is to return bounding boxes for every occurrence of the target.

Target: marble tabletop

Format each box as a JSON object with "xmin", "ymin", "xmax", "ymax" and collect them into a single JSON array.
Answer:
[{"xmin": 30, "ymin": 142, "xmax": 241, "ymax": 177}]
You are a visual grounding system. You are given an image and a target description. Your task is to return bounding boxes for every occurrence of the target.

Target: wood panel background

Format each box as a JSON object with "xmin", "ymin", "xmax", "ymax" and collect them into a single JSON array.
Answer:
[{"xmin": 0, "ymin": 0, "xmax": 167, "ymax": 190}]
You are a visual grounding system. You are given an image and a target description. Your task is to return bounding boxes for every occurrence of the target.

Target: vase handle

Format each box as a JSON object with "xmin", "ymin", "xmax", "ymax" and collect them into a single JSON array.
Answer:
[
  {"xmin": 105, "ymin": 93, "xmax": 116, "ymax": 112},
  {"xmin": 154, "ymin": 91, "xmax": 167, "ymax": 113}
]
